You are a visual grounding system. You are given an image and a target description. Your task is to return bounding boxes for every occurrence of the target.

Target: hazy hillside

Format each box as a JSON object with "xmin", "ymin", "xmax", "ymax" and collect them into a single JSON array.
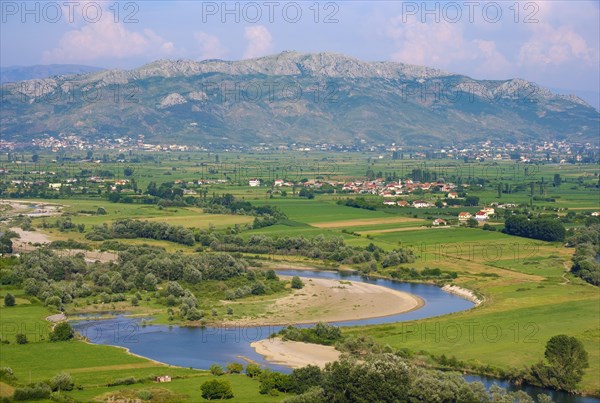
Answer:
[
  {"xmin": 0, "ymin": 64, "xmax": 104, "ymax": 84},
  {"xmin": 1, "ymin": 52, "xmax": 598, "ymax": 146}
]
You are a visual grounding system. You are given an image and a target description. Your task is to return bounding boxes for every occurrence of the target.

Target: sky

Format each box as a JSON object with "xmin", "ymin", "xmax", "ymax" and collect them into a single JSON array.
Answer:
[{"xmin": 1, "ymin": 1, "xmax": 599, "ymax": 107}]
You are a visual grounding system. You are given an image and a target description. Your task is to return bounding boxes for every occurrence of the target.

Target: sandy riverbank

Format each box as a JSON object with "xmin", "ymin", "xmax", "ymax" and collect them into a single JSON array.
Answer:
[
  {"xmin": 221, "ymin": 276, "xmax": 423, "ymax": 327},
  {"xmin": 251, "ymin": 338, "xmax": 341, "ymax": 369},
  {"xmin": 442, "ymin": 284, "xmax": 482, "ymax": 305},
  {"xmin": 9, "ymin": 227, "xmax": 118, "ymax": 263}
]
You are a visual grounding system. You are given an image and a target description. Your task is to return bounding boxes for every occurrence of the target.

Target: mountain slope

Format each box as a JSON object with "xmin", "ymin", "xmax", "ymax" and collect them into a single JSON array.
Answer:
[{"xmin": 1, "ymin": 52, "xmax": 598, "ymax": 146}]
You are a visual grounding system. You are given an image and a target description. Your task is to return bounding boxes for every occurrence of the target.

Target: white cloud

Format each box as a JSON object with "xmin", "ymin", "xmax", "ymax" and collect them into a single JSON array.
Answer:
[
  {"xmin": 194, "ymin": 32, "xmax": 227, "ymax": 60},
  {"xmin": 386, "ymin": 17, "xmax": 510, "ymax": 76},
  {"xmin": 242, "ymin": 26, "xmax": 273, "ymax": 59},
  {"xmin": 518, "ymin": 23, "xmax": 598, "ymax": 68},
  {"xmin": 42, "ymin": 18, "xmax": 174, "ymax": 63}
]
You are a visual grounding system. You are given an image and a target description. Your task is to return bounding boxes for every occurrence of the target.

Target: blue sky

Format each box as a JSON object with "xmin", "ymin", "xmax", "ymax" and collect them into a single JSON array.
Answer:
[{"xmin": 1, "ymin": 1, "xmax": 599, "ymax": 106}]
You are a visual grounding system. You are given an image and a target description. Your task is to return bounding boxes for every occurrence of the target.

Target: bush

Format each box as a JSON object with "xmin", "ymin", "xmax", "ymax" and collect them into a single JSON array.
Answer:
[
  {"xmin": 15, "ymin": 334, "xmax": 28, "ymax": 345},
  {"xmin": 50, "ymin": 372, "xmax": 74, "ymax": 391},
  {"xmin": 13, "ymin": 383, "xmax": 52, "ymax": 401},
  {"xmin": 291, "ymin": 276, "xmax": 304, "ymax": 289},
  {"xmin": 3, "ymin": 293, "xmax": 15, "ymax": 307},
  {"xmin": 283, "ymin": 386, "xmax": 325, "ymax": 403},
  {"xmin": 107, "ymin": 376, "xmax": 136, "ymax": 386},
  {"xmin": 201, "ymin": 379, "xmax": 234, "ymax": 400},
  {"xmin": 226, "ymin": 362, "xmax": 243, "ymax": 374},
  {"xmin": 210, "ymin": 363, "xmax": 224, "ymax": 376},
  {"xmin": 45, "ymin": 295, "xmax": 62, "ymax": 309},
  {"xmin": 50, "ymin": 322, "xmax": 74, "ymax": 342},
  {"xmin": 246, "ymin": 363, "xmax": 263, "ymax": 378}
]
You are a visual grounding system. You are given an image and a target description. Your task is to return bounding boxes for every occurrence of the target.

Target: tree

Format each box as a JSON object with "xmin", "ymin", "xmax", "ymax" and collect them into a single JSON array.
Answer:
[
  {"xmin": 544, "ymin": 335, "xmax": 588, "ymax": 391},
  {"xmin": 210, "ymin": 363, "xmax": 224, "ymax": 376},
  {"xmin": 290, "ymin": 365, "xmax": 322, "ymax": 394},
  {"xmin": 50, "ymin": 322, "xmax": 74, "ymax": 342},
  {"xmin": 45, "ymin": 295, "xmax": 62, "ymax": 309},
  {"xmin": 4, "ymin": 293, "xmax": 15, "ymax": 307},
  {"xmin": 464, "ymin": 196, "xmax": 480, "ymax": 206},
  {"xmin": 143, "ymin": 273, "xmax": 158, "ymax": 291},
  {"xmin": 322, "ymin": 355, "xmax": 411, "ymax": 402},
  {"xmin": 201, "ymin": 379, "xmax": 233, "ymax": 400},
  {"xmin": 246, "ymin": 363, "xmax": 263, "ymax": 378},
  {"xmin": 553, "ymin": 174, "xmax": 562, "ymax": 187},
  {"xmin": 299, "ymin": 188, "xmax": 315, "ymax": 199},
  {"xmin": 466, "ymin": 218, "xmax": 479, "ymax": 228},
  {"xmin": 227, "ymin": 362, "xmax": 243, "ymax": 374},
  {"xmin": 123, "ymin": 166, "xmax": 134, "ymax": 177},
  {"xmin": 291, "ymin": 276, "xmax": 304, "ymax": 289},
  {"xmin": 15, "ymin": 333, "xmax": 28, "ymax": 344}
]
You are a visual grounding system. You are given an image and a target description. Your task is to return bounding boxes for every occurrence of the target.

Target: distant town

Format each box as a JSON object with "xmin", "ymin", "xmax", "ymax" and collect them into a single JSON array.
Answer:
[{"xmin": 1, "ymin": 133, "xmax": 598, "ymax": 164}]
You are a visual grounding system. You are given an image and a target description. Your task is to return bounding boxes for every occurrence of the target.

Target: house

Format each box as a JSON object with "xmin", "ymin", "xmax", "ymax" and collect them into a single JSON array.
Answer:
[
  {"xmin": 248, "ymin": 179, "xmax": 261, "ymax": 187},
  {"xmin": 458, "ymin": 212, "xmax": 472, "ymax": 221},
  {"xmin": 397, "ymin": 200, "xmax": 409, "ymax": 207},
  {"xmin": 155, "ymin": 375, "xmax": 171, "ymax": 383},
  {"xmin": 592, "ymin": 212, "xmax": 600, "ymax": 217},
  {"xmin": 447, "ymin": 192, "xmax": 459, "ymax": 199},
  {"xmin": 475, "ymin": 211, "xmax": 489, "ymax": 221},
  {"xmin": 274, "ymin": 179, "xmax": 284, "ymax": 187},
  {"xmin": 482, "ymin": 207, "xmax": 495, "ymax": 216},
  {"xmin": 432, "ymin": 218, "xmax": 447, "ymax": 226},
  {"xmin": 383, "ymin": 201, "xmax": 397, "ymax": 206},
  {"xmin": 413, "ymin": 200, "xmax": 433, "ymax": 208}
]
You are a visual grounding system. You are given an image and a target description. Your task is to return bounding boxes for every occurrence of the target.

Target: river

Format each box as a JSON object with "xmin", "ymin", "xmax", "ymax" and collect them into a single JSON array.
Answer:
[{"xmin": 72, "ymin": 269, "xmax": 598, "ymax": 402}]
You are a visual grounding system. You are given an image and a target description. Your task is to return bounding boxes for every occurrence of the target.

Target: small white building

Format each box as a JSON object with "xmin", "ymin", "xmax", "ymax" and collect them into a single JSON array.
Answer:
[
  {"xmin": 458, "ymin": 212, "xmax": 472, "ymax": 221},
  {"xmin": 475, "ymin": 211, "xmax": 489, "ymax": 221},
  {"xmin": 413, "ymin": 200, "xmax": 433, "ymax": 208},
  {"xmin": 482, "ymin": 207, "xmax": 495, "ymax": 216},
  {"xmin": 248, "ymin": 179, "xmax": 261, "ymax": 187}
]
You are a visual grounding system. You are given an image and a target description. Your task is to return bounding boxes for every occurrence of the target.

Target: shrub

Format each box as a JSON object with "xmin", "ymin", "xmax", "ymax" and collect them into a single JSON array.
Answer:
[
  {"xmin": 15, "ymin": 334, "xmax": 28, "ymax": 345},
  {"xmin": 13, "ymin": 383, "xmax": 52, "ymax": 401},
  {"xmin": 107, "ymin": 376, "xmax": 136, "ymax": 386},
  {"xmin": 201, "ymin": 379, "xmax": 234, "ymax": 400},
  {"xmin": 50, "ymin": 322, "xmax": 74, "ymax": 342},
  {"xmin": 50, "ymin": 372, "xmax": 74, "ymax": 391},
  {"xmin": 291, "ymin": 276, "xmax": 304, "ymax": 289},
  {"xmin": 3, "ymin": 293, "xmax": 15, "ymax": 307},
  {"xmin": 210, "ymin": 364, "xmax": 224, "ymax": 376}
]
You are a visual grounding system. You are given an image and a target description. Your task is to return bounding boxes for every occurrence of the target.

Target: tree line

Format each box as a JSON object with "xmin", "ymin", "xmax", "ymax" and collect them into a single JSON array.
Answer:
[{"xmin": 502, "ymin": 215, "xmax": 566, "ymax": 242}]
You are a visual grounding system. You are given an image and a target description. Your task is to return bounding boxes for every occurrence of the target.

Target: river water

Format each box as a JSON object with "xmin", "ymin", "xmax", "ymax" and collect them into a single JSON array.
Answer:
[{"xmin": 72, "ymin": 269, "xmax": 598, "ymax": 402}]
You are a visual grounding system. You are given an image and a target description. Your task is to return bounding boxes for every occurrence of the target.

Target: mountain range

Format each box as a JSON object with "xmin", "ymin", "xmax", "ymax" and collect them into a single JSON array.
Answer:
[{"xmin": 1, "ymin": 52, "xmax": 598, "ymax": 147}]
